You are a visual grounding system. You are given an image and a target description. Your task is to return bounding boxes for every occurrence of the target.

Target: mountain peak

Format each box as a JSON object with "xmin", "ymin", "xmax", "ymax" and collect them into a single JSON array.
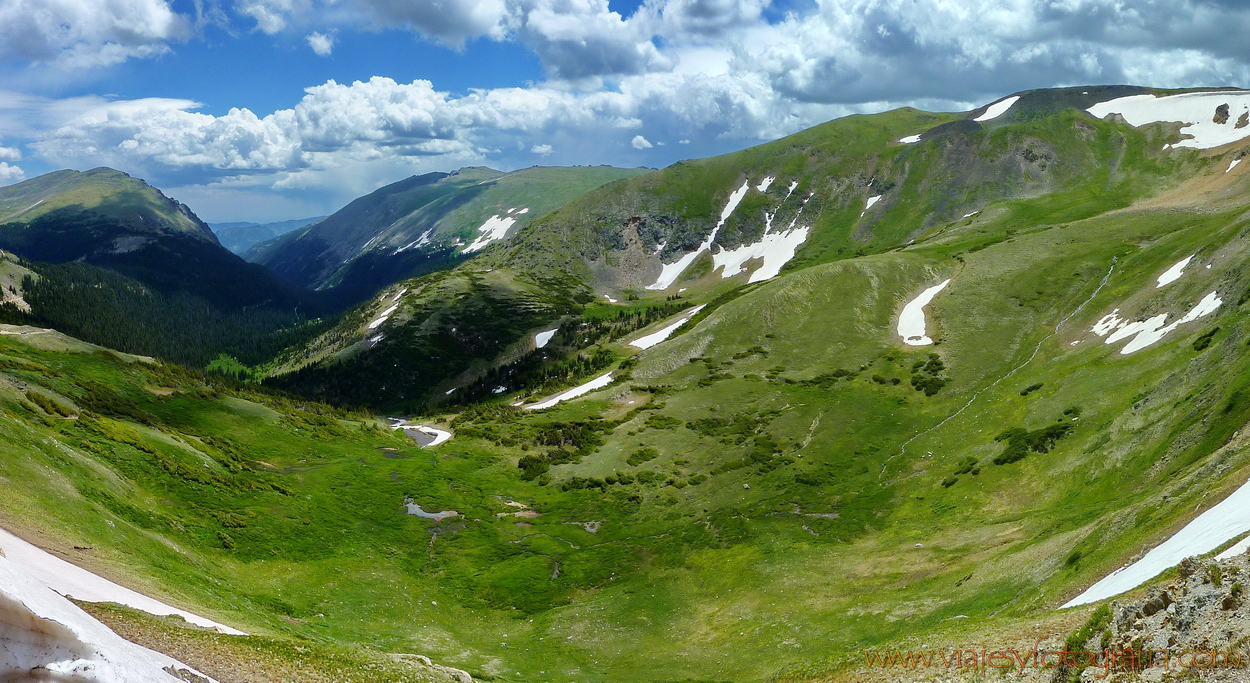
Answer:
[{"xmin": 0, "ymin": 167, "xmax": 216, "ymax": 243}]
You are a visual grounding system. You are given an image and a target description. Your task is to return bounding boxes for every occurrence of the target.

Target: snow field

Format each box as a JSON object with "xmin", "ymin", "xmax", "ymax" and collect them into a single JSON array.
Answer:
[
  {"xmin": 464, "ymin": 210, "xmax": 527, "ymax": 253},
  {"xmin": 897, "ymin": 279, "xmax": 951, "ymax": 346},
  {"xmin": 1063, "ymin": 475, "xmax": 1250, "ymax": 607},
  {"xmin": 973, "ymin": 95, "xmax": 1020, "ymax": 122},
  {"xmin": 0, "ymin": 527, "xmax": 243, "ymax": 634},
  {"xmin": 629, "ymin": 305, "xmax": 706, "ymax": 350},
  {"xmin": 1088, "ymin": 91, "xmax": 1250, "ymax": 150},
  {"xmin": 524, "ymin": 372, "xmax": 614, "ymax": 410}
]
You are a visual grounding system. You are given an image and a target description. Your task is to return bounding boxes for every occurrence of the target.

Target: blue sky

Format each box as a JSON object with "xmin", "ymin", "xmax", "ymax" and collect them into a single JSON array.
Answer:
[{"xmin": 3, "ymin": 0, "xmax": 1250, "ymax": 222}]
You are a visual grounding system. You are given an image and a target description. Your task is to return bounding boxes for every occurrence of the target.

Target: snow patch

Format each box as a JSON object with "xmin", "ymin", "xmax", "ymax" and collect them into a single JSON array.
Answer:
[
  {"xmin": 646, "ymin": 181, "xmax": 751, "ymax": 290},
  {"xmin": 756, "ymin": 176, "xmax": 774, "ymax": 192},
  {"xmin": 0, "ymin": 527, "xmax": 243, "ymax": 635},
  {"xmin": 973, "ymin": 95, "xmax": 1020, "ymax": 122},
  {"xmin": 1099, "ymin": 292, "xmax": 1222, "ymax": 354},
  {"xmin": 897, "ymin": 279, "xmax": 951, "ymax": 346},
  {"xmin": 392, "ymin": 287, "xmax": 408, "ymax": 301},
  {"xmin": 413, "ymin": 426, "xmax": 452, "ymax": 447},
  {"xmin": 524, "ymin": 372, "xmax": 614, "ymax": 410},
  {"xmin": 534, "ymin": 328, "xmax": 557, "ymax": 348},
  {"xmin": 463, "ymin": 214, "xmax": 518, "ymax": 253},
  {"xmin": 629, "ymin": 305, "xmax": 706, "ymax": 350},
  {"xmin": 712, "ymin": 227, "xmax": 810, "ymax": 283},
  {"xmin": 1157, "ymin": 255, "xmax": 1193, "ymax": 287},
  {"xmin": 516, "ymin": 208, "xmax": 529, "ymax": 215},
  {"xmin": 1088, "ymin": 91, "xmax": 1250, "ymax": 149},
  {"xmin": 898, "ymin": 134, "xmax": 922, "ymax": 144},
  {"xmin": 367, "ymin": 303, "xmax": 400, "ymax": 330},
  {"xmin": 1063, "ymin": 475, "xmax": 1250, "ymax": 607},
  {"xmin": 1217, "ymin": 535, "xmax": 1250, "ymax": 560},
  {"xmin": 861, "ymin": 195, "xmax": 881, "ymax": 217},
  {"xmin": 394, "ymin": 229, "xmax": 432, "ymax": 254},
  {"xmin": 784, "ymin": 180, "xmax": 798, "ymax": 200},
  {"xmin": 0, "ymin": 554, "xmax": 220, "ymax": 683},
  {"xmin": 1228, "ymin": 158, "xmax": 1242, "ymax": 173}
]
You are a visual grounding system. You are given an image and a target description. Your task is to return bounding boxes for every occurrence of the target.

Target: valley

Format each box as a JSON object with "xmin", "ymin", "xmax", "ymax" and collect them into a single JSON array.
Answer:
[{"xmin": 2, "ymin": 86, "xmax": 1250, "ymax": 682}]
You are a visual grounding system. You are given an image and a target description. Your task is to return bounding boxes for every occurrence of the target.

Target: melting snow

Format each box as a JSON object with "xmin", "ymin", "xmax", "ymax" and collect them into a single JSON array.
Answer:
[
  {"xmin": 1229, "ymin": 158, "xmax": 1243, "ymax": 173},
  {"xmin": 861, "ymin": 195, "xmax": 882, "ymax": 216},
  {"xmin": 463, "ymin": 214, "xmax": 518, "ymax": 253},
  {"xmin": 1097, "ymin": 292, "xmax": 1222, "ymax": 354},
  {"xmin": 629, "ymin": 305, "xmax": 706, "ymax": 350},
  {"xmin": 1062, "ymin": 475, "xmax": 1250, "ymax": 607},
  {"xmin": 367, "ymin": 304, "xmax": 399, "ymax": 330},
  {"xmin": 0, "ymin": 527, "xmax": 243, "ymax": 635},
  {"xmin": 0, "ymin": 553, "xmax": 221, "ymax": 683},
  {"xmin": 712, "ymin": 227, "xmax": 811, "ymax": 283},
  {"xmin": 898, "ymin": 279, "xmax": 951, "ymax": 346},
  {"xmin": 1091, "ymin": 309, "xmax": 1122, "ymax": 336},
  {"xmin": 394, "ymin": 229, "xmax": 433, "ymax": 254},
  {"xmin": 413, "ymin": 426, "xmax": 452, "ymax": 447},
  {"xmin": 1157, "ymin": 256, "xmax": 1194, "ymax": 287},
  {"xmin": 534, "ymin": 328, "xmax": 557, "ymax": 348},
  {"xmin": 898, "ymin": 134, "xmax": 922, "ymax": 144},
  {"xmin": 392, "ymin": 287, "xmax": 408, "ymax": 301},
  {"xmin": 1088, "ymin": 91, "xmax": 1250, "ymax": 149},
  {"xmin": 604, "ymin": 295, "xmax": 618, "ymax": 303},
  {"xmin": 516, "ymin": 208, "xmax": 529, "ymax": 215},
  {"xmin": 785, "ymin": 181, "xmax": 798, "ymax": 200},
  {"xmin": 756, "ymin": 177, "xmax": 774, "ymax": 192},
  {"xmin": 1218, "ymin": 535, "xmax": 1250, "ymax": 560},
  {"xmin": 973, "ymin": 95, "xmax": 1021, "ymax": 122},
  {"xmin": 646, "ymin": 181, "xmax": 752, "ymax": 290},
  {"xmin": 524, "ymin": 372, "xmax": 614, "ymax": 410}
]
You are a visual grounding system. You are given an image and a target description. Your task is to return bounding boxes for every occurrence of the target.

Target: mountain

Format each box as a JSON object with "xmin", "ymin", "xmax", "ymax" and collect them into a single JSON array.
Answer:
[
  {"xmin": 247, "ymin": 165, "xmax": 647, "ymax": 305},
  {"xmin": 7, "ymin": 86, "xmax": 1250, "ymax": 683},
  {"xmin": 211, "ymin": 216, "xmax": 324, "ymax": 255},
  {"xmin": 0, "ymin": 168, "xmax": 326, "ymax": 365},
  {"xmin": 267, "ymin": 85, "xmax": 1198, "ymax": 410}
]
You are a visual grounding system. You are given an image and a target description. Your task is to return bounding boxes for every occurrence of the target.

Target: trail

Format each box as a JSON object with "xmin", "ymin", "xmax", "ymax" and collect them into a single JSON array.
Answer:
[{"xmin": 878, "ymin": 259, "xmax": 1116, "ymax": 480}]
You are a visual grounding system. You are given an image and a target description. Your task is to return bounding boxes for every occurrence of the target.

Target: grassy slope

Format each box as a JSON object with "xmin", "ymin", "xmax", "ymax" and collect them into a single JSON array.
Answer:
[
  {"xmin": 7, "ymin": 154, "xmax": 1250, "ymax": 681},
  {"xmin": 8, "ymin": 93, "xmax": 1250, "ymax": 682},
  {"xmin": 250, "ymin": 166, "xmax": 648, "ymax": 295},
  {"xmin": 0, "ymin": 167, "xmax": 213, "ymax": 240},
  {"xmin": 273, "ymin": 94, "xmax": 1194, "ymax": 412}
]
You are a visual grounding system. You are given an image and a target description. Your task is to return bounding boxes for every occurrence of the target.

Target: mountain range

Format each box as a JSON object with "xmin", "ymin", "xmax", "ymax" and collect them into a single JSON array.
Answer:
[{"xmin": 2, "ymin": 86, "xmax": 1250, "ymax": 683}]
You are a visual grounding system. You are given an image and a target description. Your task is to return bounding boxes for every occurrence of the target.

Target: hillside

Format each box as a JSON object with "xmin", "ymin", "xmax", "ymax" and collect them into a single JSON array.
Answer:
[
  {"xmin": 267, "ymin": 85, "xmax": 1202, "ymax": 411},
  {"xmin": 6, "ymin": 86, "xmax": 1250, "ymax": 683},
  {"xmin": 0, "ymin": 167, "xmax": 215, "ymax": 241},
  {"xmin": 248, "ymin": 165, "xmax": 647, "ymax": 305},
  {"xmin": 0, "ymin": 169, "xmax": 327, "ymax": 365}
]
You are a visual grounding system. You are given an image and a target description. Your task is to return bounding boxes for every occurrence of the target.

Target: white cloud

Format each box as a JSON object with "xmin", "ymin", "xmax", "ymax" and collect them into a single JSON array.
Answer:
[
  {"xmin": 306, "ymin": 32, "xmax": 334, "ymax": 56},
  {"xmin": 631, "ymin": 134, "xmax": 653, "ymax": 149},
  {"xmin": 0, "ymin": 0, "xmax": 188, "ymax": 68},
  {"xmin": 0, "ymin": 146, "xmax": 20, "ymax": 161},
  {"xmin": 531, "ymin": 143, "xmax": 553, "ymax": 155},
  {"xmin": 0, "ymin": 162, "xmax": 25, "ymax": 185}
]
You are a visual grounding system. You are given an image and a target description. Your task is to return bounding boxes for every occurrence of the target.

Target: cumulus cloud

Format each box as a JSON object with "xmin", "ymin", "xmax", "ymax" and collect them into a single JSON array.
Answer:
[
  {"xmin": 306, "ymin": 32, "xmax": 334, "ymax": 55},
  {"xmin": 0, "ymin": 162, "xmax": 25, "ymax": 185},
  {"xmin": 0, "ymin": 146, "xmax": 21, "ymax": 161},
  {"xmin": 0, "ymin": 0, "xmax": 188, "ymax": 68},
  {"xmin": 14, "ymin": 0, "xmax": 1250, "ymax": 217}
]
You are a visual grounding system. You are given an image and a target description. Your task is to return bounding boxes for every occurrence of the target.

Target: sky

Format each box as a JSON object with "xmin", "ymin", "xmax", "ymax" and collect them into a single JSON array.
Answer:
[{"xmin": 2, "ymin": 0, "xmax": 1250, "ymax": 222}]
